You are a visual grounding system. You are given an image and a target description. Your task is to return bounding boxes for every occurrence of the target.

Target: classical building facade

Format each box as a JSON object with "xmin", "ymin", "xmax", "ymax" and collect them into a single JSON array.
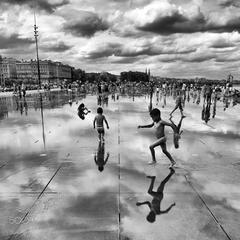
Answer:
[
  {"xmin": 16, "ymin": 60, "xmax": 73, "ymax": 85},
  {"xmin": 0, "ymin": 55, "xmax": 73, "ymax": 86},
  {"xmin": 0, "ymin": 56, "xmax": 18, "ymax": 87}
]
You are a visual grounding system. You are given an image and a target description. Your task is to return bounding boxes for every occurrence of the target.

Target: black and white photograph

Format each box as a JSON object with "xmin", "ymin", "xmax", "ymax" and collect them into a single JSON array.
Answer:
[{"xmin": 0, "ymin": 0, "xmax": 240, "ymax": 239}]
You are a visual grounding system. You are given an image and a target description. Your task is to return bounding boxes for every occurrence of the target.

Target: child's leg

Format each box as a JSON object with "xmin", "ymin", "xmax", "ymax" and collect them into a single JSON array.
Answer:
[
  {"xmin": 157, "ymin": 169, "xmax": 175, "ymax": 193},
  {"xmin": 149, "ymin": 137, "xmax": 166, "ymax": 162},
  {"xmin": 160, "ymin": 142, "xmax": 175, "ymax": 164},
  {"xmin": 177, "ymin": 116, "xmax": 184, "ymax": 131},
  {"xmin": 147, "ymin": 176, "xmax": 156, "ymax": 194},
  {"xmin": 170, "ymin": 104, "xmax": 178, "ymax": 115}
]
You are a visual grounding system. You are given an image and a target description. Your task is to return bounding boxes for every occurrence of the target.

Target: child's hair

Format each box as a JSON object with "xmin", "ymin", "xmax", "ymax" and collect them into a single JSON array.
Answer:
[
  {"xmin": 150, "ymin": 108, "xmax": 160, "ymax": 117},
  {"xmin": 97, "ymin": 107, "xmax": 103, "ymax": 114},
  {"xmin": 79, "ymin": 103, "xmax": 84, "ymax": 108}
]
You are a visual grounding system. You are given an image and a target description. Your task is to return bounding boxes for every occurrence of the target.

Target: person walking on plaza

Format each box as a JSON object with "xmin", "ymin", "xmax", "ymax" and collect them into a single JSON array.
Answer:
[
  {"xmin": 138, "ymin": 108, "xmax": 176, "ymax": 168},
  {"xmin": 170, "ymin": 93, "xmax": 185, "ymax": 117},
  {"xmin": 93, "ymin": 107, "xmax": 109, "ymax": 142},
  {"xmin": 136, "ymin": 168, "xmax": 175, "ymax": 223}
]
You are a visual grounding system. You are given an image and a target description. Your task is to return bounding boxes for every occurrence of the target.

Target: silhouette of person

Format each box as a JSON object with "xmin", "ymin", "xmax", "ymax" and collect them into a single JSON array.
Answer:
[
  {"xmin": 136, "ymin": 169, "xmax": 175, "ymax": 223},
  {"xmin": 77, "ymin": 103, "xmax": 90, "ymax": 120},
  {"xmin": 94, "ymin": 142, "xmax": 109, "ymax": 172}
]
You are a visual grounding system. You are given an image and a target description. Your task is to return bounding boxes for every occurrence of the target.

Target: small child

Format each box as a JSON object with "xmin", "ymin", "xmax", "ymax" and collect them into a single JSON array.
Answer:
[
  {"xmin": 78, "ymin": 103, "xmax": 90, "ymax": 120},
  {"xmin": 169, "ymin": 116, "xmax": 185, "ymax": 149},
  {"xmin": 93, "ymin": 107, "xmax": 109, "ymax": 142},
  {"xmin": 170, "ymin": 94, "xmax": 185, "ymax": 117},
  {"xmin": 138, "ymin": 108, "xmax": 176, "ymax": 168}
]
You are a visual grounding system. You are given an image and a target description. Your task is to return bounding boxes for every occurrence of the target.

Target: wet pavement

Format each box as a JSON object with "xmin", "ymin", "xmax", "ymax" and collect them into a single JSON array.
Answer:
[{"xmin": 0, "ymin": 89, "xmax": 240, "ymax": 240}]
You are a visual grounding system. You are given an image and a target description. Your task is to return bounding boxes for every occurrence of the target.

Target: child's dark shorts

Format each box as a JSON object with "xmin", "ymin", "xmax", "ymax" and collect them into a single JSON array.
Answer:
[{"xmin": 97, "ymin": 127, "xmax": 105, "ymax": 134}]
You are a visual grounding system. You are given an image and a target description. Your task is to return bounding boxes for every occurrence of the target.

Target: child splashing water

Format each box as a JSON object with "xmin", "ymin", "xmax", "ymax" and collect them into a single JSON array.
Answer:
[{"xmin": 138, "ymin": 108, "xmax": 176, "ymax": 168}]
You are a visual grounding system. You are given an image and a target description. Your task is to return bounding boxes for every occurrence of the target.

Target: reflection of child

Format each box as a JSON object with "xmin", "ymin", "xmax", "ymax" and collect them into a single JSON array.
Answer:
[
  {"xmin": 94, "ymin": 142, "xmax": 109, "ymax": 172},
  {"xmin": 138, "ymin": 108, "xmax": 176, "ymax": 168},
  {"xmin": 93, "ymin": 107, "xmax": 109, "ymax": 142},
  {"xmin": 169, "ymin": 116, "xmax": 185, "ymax": 149},
  {"xmin": 136, "ymin": 169, "xmax": 175, "ymax": 223}
]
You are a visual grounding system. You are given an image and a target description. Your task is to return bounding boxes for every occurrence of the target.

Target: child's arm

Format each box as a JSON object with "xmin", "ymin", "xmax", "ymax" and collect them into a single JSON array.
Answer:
[
  {"xmin": 93, "ymin": 117, "xmax": 96, "ymax": 129},
  {"xmin": 104, "ymin": 152, "xmax": 110, "ymax": 164},
  {"xmin": 138, "ymin": 122, "xmax": 154, "ymax": 128},
  {"xmin": 160, "ymin": 203, "xmax": 176, "ymax": 214},
  {"xmin": 94, "ymin": 155, "xmax": 97, "ymax": 164},
  {"xmin": 136, "ymin": 201, "xmax": 151, "ymax": 209},
  {"xmin": 104, "ymin": 116, "xmax": 109, "ymax": 129}
]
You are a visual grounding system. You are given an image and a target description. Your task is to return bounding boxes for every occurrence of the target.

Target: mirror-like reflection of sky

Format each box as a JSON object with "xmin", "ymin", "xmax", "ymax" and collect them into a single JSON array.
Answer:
[{"xmin": 0, "ymin": 89, "xmax": 239, "ymax": 239}]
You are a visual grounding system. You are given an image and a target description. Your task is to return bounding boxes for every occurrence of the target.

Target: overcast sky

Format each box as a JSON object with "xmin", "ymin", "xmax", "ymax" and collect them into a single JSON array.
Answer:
[{"xmin": 1, "ymin": 0, "xmax": 240, "ymax": 79}]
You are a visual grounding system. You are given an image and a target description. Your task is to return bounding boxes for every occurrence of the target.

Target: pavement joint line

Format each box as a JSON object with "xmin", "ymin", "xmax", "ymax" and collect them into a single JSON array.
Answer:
[
  {"xmin": 184, "ymin": 175, "xmax": 232, "ymax": 240},
  {"xmin": 117, "ymin": 98, "xmax": 121, "ymax": 240},
  {"xmin": 7, "ymin": 165, "xmax": 62, "ymax": 240}
]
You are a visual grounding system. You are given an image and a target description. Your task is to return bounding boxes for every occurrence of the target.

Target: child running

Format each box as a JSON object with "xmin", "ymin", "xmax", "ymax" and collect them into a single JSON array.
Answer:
[
  {"xmin": 138, "ymin": 108, "xmax": 176, "ymax": 168},
  {"xmin": 93, "ymin": 107, "xmax": 109, "ymax": 142},
  {"xmin": 170, "ymin": 94, "xmax": 185, "ymax": 117},
  {"xmin": 169, "ymin": 116, "xmax": 185, "ymax": 149}
]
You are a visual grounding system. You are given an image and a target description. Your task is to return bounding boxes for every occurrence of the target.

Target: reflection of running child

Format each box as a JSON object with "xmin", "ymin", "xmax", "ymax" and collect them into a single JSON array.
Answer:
[
  {"xmin": 138, "ymin": 108, "xmax": 176, "ymax": 168},
  {"xmin": 136, "ymin": 169, "xmax": 175, "ymax": 223},
  {"xmin": 94, "ymin": 142, "xmax": 109, "ymax": 172},
  {"xmin": 93, "ymin": 107, "xmax": 109, "ymax": 142},
  {"xmin": 170, "ymin": 94, "xmax": 185, "ymax": 117},
  {"xmin": 169, "ymin": 116, "xmax": 185, "ymax": 149}
]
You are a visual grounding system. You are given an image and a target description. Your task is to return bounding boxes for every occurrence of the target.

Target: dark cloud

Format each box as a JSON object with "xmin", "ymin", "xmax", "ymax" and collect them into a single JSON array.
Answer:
[
  {"xmin": 63, "ymin": 11, "xmax": 109, "ymax": 37},
  {"xmin": 219, "ymin": 0, "xmax": 240, "ymax": 8},
  {"xmin": 0, "ymin": 0, "xmax": 69, "ymax": 13},
  {"xmin": 137, "ymin": 9, "xmax": 240, "ymax": 35},
  {"xmin": 85, "ymin": 43, "xmax": 122, "ymax": 59},
  {"xmin": 85, "ymin": 42, "xmax": 196, "ymax": 60},
  {"xmin": 138, "ymin": 11, "xmax": 207, "ymax": 35},
  {"xmin": 40, "ymin": 42, "xmax": 72, "ymax": 52},
  {"xmin": 210, "ymin": 39, "xmax": 235, "ymax": 49},
  {"xmin": 0, "ymin": 34, "xmax": 34, "ymax": 49},
  {"xmin": 182, "ymin": 53, "xmax": 216, "ymax": 63}
]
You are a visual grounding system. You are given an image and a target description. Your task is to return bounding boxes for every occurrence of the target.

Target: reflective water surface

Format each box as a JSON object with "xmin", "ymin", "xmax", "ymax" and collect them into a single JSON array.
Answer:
[{"xmin": 0, "ymin": 89, "xmax": 240, "ymax": 240}]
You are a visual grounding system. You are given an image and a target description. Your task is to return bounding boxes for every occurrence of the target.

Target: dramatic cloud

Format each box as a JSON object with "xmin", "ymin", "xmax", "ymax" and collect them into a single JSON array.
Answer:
[
  {"xmin": 0, "ymin": 34, "xmax": 34, "ymax": 49},
  {"xmin": 210, "ymin": 38, "xmax": 236, "ymax": 48},
  {"xmin": 219, "ymin": 0, "xmax": 240, "ymax": 8},
  {"xmin": 127, "ymin": 1, "xmax": 240, "ymax": 35},
  {"xmin": 1, "ymin": 0, "xmax": 240, "ymax": 78},
  {"xmin": 63, "ymin": 11, "xmax": 109, "ymax": 37},
  {"xmin": 0, "ymin": 0, "xmax": 69, "ymax": 13},
  {"xmin": 40, "ymin": 41, "xmax": 72, "ymax": 52}
]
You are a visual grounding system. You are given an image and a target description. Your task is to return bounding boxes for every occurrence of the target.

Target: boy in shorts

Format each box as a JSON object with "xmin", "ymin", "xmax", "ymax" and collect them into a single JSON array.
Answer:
[
  {"xmin": 93, "ymin": 107, "xmax": 109, "ymax": 142},
  {"xmin": 138, "ymin": 108, "xmax": 176, "ymax": 168}
]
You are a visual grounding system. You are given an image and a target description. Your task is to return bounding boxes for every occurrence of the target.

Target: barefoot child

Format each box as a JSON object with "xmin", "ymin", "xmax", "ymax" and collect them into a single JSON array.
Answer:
[
  {"xmin": 93, "ymin": 107, "xmax": 109, "ymax": 142},
  {"xmin": 138, "ymin": 108, "xmax": 176, "ymax": 168},
  {"xmin": 170, "ymin": 93, "xmax": 185, "ymax": 117}
]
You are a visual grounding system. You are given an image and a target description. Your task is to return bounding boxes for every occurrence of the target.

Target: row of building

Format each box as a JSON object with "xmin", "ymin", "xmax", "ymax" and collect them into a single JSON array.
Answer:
[{"xmin": 0, "ymin": 55, "xmax": 73, "ymax": 87}]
